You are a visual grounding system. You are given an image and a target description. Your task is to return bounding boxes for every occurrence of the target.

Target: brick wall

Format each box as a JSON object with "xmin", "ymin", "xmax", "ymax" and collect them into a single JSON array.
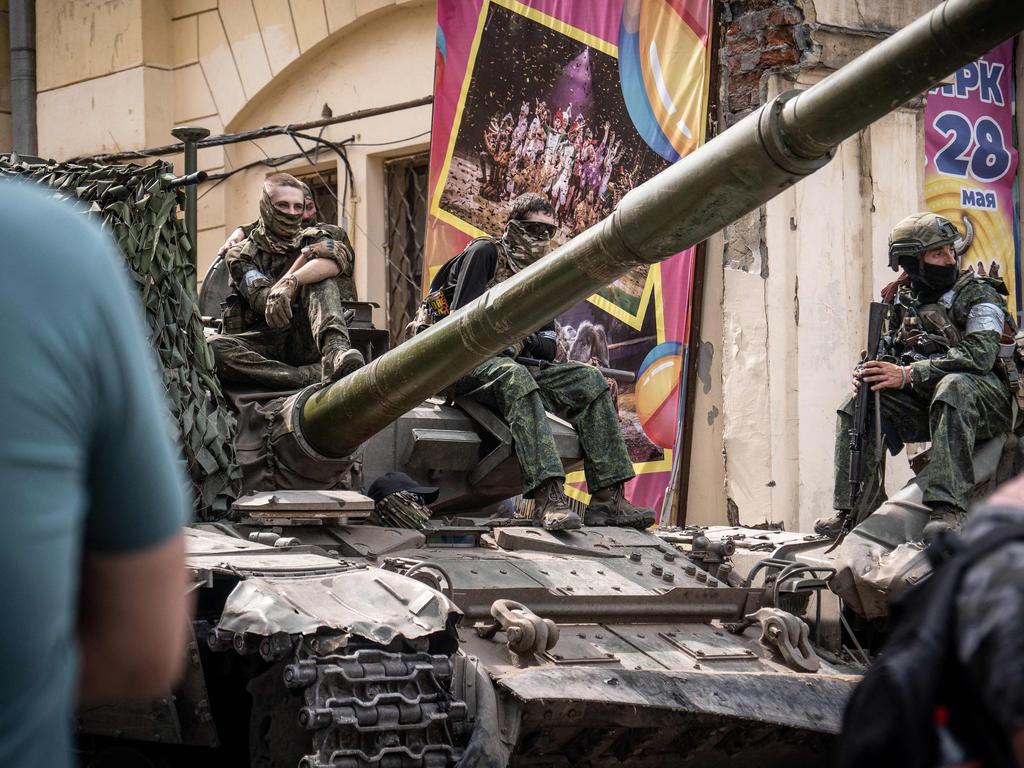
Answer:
[{"xmin": 717, "ymin": 0, "xmax": 811, "ymax": 126}]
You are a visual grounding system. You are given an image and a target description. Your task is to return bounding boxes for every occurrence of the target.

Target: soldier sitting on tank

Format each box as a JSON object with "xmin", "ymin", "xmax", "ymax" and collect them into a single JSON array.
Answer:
[
  {"xmin": 816, "ymin": 212, "xmax": 1015, "ymax": 543},
  {"xmin": 439, "ymin": 193, "xmax": 656, "ymax": 532},
  {"xmin": 217, "ymin": 180, "xmax": 358, "ymax": 302},
  {"xmin": 208, "ymin": 173, "xmax": 363, "ymax": 389}
]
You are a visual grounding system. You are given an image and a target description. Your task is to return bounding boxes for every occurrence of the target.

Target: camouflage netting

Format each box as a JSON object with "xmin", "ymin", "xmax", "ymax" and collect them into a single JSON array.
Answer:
[{"xmin": 0, "ymin": 155, "xmax": 241, "ymax": 518}]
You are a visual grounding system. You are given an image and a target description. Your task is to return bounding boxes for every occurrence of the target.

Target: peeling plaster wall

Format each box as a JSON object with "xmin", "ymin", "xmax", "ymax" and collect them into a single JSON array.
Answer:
[
  {"xmin": 685, "ymin": 231, "xmax": 727, "ymax": 527},
  {"xmin": 687, "ymin": 0, "xmax": 953, "ymax": 531}
]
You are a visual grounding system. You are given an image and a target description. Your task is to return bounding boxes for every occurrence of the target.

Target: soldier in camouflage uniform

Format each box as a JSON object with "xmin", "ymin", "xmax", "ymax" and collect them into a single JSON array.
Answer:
[
  {"xmin": 209, "ymin": 173, "xmax": 363, "ymax": 390},
  {"xmin": 437, "ymin": 193, "xmax": 655, "ymax": 532},
  {"xmin": 218, "ymin": 181, "xmax": 358, "ymax": 302},
  {"xmin": 818, "ymin": 212, "xmax": 1015, "ymax": 542}
]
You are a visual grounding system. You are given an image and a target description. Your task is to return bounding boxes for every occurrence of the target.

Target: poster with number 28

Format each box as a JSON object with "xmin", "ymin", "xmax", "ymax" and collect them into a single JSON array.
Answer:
[{"xmin": 925, "ymin": 40, "xmax": 1020, "ymax": 312}]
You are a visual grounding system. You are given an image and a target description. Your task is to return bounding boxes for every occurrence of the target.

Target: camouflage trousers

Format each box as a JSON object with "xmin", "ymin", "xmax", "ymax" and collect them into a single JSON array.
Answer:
[
  {"xmin": 833, "ymin": 371, "xmax": 1013, "ymax": 522},
  {"xmin": 453, "ymin": 357, "xmax": 635, "ymax": 497},
  {"xmin": 209, "ymin": 278, "xmax": 351, "ymax": 390}
]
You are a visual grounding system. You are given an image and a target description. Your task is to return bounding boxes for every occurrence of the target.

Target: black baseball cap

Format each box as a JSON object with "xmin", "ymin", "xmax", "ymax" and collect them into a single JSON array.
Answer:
[{"xmin": 366, "ymin": 472, "xmax": 439, "ymax": 504}]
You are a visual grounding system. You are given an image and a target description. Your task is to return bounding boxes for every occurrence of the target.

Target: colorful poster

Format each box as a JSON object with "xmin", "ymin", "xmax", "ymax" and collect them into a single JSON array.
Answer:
[
  {"xmin": 428, "ymin": 0, "xmax": 713, "ymax": 517},
  {"xmin": 925, "ymin": 41, "xmax": 1019, "ymax": 312}
]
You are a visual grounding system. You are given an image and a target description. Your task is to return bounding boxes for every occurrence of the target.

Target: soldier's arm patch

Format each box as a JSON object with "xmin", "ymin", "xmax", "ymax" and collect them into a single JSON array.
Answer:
[
  {"xmin": 966, "ymin": 303, "xmax": 1005, "ymax": 335},
  {"xmin": 242, "ymin": 268, "xmax": 270, "ymax": 292}
]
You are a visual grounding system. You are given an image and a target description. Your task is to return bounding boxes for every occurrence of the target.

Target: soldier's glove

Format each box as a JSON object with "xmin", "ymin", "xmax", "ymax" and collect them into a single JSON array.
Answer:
[
  {"xmin": 265, "ymin": 275, "xmax": 299, "ymax": 329},
  {"xmin": 525, "ymin": 330, "xmax": 558, "ymax": 362},
  {"xmin": 301, "ymin": 238, "xmax": 336, "ymax": 260},
  {"xmin": 248, "ymin": 285, "xmax": 271, "ymax": 315}
]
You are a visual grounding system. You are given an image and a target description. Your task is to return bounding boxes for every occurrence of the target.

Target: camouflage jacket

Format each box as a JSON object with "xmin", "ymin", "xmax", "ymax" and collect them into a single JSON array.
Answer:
[
  {"xmin": 889, "ymin": 271, "xmax": 1011, "ymax": 389},
  {"xmin": 226, "ymin": 223, "xmax": 356, "ymax": 312}
]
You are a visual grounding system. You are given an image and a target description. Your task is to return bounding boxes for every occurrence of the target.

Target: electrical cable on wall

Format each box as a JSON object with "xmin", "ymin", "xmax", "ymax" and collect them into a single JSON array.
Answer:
[{"xmin": 197, "ymin": 127, "xmax": 430, "ymax": 292}]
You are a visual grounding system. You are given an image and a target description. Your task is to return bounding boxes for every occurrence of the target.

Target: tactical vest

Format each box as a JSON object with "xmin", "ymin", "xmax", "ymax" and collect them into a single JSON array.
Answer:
[
  {"xmin": 221, "ymin": 239, "xmax": 274, "ymax": 333},
  {"xmin": 886, "ymin": 272, "xmax": 1024, "ymax": 404}
]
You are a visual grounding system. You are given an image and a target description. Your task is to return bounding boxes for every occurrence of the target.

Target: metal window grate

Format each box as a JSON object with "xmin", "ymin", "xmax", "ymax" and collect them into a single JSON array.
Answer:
[
  {"xmin": 384, "ymin": 154, "xmax": 429, "ymax": 341},
  {"xmin": 298, "ymin": 169, "xmax": 340, "ymax": 227}
]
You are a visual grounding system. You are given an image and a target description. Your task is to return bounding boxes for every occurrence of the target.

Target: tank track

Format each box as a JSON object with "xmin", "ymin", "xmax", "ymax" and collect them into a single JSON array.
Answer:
[{"xmin": 283, "ymin": 649, "xmax": 468, "ymax": 768}]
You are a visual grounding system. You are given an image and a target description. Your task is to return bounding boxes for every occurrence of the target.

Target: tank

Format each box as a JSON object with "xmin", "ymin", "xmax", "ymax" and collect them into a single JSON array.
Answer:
[{"xmin": 60, "ymin": 0, "xmax": 1024, "ymax": 765}]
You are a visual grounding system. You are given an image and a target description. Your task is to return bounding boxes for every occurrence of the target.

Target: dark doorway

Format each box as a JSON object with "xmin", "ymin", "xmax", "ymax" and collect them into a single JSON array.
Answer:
[{"xmin": 384, "ymin": 154, "xmax": 429, "ymax": 342}]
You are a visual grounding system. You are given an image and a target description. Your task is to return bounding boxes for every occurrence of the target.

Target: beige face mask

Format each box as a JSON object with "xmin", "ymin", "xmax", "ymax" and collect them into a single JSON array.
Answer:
[
  {"xmin": 252, "ymin": 187, "xmax": 303, "ymax": 253},
  {"xmin": 504, "ymin": 219, "xmax": 553, "ymax": 271}
]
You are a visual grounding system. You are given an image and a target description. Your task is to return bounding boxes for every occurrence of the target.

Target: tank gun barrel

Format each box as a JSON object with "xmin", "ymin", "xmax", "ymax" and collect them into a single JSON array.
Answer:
[{"xmin": 302, "ymin": 0, "xmax": 1024, "ymax": 458}]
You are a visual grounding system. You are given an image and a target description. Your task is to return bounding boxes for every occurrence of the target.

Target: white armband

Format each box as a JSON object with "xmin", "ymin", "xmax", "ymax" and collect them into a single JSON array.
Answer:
[{"xmin": 966, "ymin": 303, "xmax": 1004, "ymax": 335}]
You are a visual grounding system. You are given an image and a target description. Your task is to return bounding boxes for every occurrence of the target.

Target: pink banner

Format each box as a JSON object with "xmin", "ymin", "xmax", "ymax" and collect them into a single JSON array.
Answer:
[
  {"xmin": 427, "ymin": 0, "xmax": 713, "ymax": 518},
  {"xmin": 925, "ymin": 41, "xmax": 1019, "ymax": 311}
]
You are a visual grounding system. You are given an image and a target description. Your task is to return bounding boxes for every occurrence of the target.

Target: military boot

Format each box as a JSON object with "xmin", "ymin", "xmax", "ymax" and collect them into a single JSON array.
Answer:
[
  {"xmin": 585, "ymin": 483, "xmax": 656, "ymax": 529},
  {"xmin": 922, "ymin": 503, "xmax": 965, "ymax": 544},
  {"xmin": 297, "ymin": 363, "xmax": 323, "ymax": 387},
  {"xmin": 321, "ymin": 337, "xmax": 364, "ymax": 384},
  {"xmin": 533, "ymin": 478, "xmax": 582, "ymax": 531},
  {"xmin": 813, "ymin": 511, "xmax": 849, "ymax": 539}
]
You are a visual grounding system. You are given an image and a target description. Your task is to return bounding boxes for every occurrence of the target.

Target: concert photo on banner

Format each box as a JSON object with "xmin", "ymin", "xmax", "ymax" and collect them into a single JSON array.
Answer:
[
  {"xmin": 437, "ymin": 3, "xmax": 669, "ymax": 244},
  {"xmin": 429, "ymin": 0, "xmax": 713, "ymax": 512}
]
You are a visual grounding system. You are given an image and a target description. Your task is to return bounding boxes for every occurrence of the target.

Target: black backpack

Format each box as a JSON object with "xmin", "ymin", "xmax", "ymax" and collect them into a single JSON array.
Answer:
[
  {"xmin": 407, "ymin": 237, "xmax": 499, "ymax": 338},
  {"xmin": 838, "ymin": 523, "xmax": 1024, "ymax": 768}
]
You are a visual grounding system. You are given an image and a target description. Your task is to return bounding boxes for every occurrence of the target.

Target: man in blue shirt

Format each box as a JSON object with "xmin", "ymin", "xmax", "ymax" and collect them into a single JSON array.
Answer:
[{"xmin": 0, "ymin": 181, "xmax": 192, "ymax": 767}]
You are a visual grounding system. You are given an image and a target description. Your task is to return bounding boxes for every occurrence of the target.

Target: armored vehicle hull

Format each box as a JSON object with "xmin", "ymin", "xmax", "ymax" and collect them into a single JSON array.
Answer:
[{"xmin": 79, "ymin": 520, "xmax": 855, "ymax": 768}]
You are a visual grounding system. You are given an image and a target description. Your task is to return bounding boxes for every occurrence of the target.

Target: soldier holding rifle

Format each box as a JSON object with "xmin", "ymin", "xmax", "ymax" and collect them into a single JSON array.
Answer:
[{"xmin": 816, "ymin": 213, "xmax": 1016, "ymax": 542}]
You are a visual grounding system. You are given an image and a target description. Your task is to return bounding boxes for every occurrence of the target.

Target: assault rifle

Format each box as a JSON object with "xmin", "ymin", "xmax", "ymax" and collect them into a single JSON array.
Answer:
[
  {"xmin": 849, "ymin": 302, "xmax": 890, "ymax": 508},
  {"xmin": 515, "ymin": 356, "xmax": 636, "ymax": 385}
]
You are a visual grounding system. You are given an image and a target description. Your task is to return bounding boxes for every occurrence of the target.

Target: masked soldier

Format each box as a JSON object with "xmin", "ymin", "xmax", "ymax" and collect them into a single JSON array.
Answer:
[
  {"xmin": 429, "ymin": 193, "xmax": 655, "ymax": 532},
  {"xmin": 217, "ymin": 181, "xmax": 357, "ymax": 301},
  {"xmin": 208, "ymin": 173, "xmax": 363, "ymax": 389},
  {"xmin": 818, "ymin": 212, "xmax": 1015, "ymax": 542}
]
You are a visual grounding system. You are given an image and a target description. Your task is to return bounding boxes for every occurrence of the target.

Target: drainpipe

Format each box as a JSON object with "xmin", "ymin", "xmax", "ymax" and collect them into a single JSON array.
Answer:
[{"xmin": 9, "ymin": 0, "xmax": 36, "ymax": 156}]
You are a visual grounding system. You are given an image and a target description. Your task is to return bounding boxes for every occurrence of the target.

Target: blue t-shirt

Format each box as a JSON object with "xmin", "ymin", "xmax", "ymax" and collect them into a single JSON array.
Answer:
[{"xmin": 0, "ymin": 181, "xmax": 191, "ymax": 767}]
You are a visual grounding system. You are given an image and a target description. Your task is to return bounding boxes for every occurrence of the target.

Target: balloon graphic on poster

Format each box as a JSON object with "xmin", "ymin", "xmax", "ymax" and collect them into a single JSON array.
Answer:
[
  {"xmin": 635, "ymin": 341, "xmax": 684, "ymax": 449},
  {"xmin": 619, "ymin": 0, "xmax": 707, "ymax": 162}
]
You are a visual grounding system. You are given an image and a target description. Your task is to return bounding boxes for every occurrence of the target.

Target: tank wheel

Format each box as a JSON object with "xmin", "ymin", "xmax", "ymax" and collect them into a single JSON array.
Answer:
[{"xmin": 284, "ymin": 648, "xmax": 470, "ymax": 768}]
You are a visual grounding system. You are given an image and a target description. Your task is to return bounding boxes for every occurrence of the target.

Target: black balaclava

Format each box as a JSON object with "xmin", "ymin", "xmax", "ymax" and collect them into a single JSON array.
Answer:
[{"xmin": 902, "ymin": 255, "xmax": 958, "ymax": 302}]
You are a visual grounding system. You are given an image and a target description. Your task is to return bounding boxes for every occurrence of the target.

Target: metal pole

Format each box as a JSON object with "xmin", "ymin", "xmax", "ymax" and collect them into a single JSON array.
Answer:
[
  {"xmin": 170, "ymin": 126, "xmax": 210, "ymax": 269},
  {"xmin": 9, "ymin": 0, "xmax": 36, "ymax": 156},
  {"xmin": 660, "ymin": 346, "xmax": 691, "ymax": 526}
]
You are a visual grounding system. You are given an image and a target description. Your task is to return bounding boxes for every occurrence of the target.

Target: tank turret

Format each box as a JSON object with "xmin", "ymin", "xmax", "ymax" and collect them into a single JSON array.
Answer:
[{"xmin": 299, "ymin": 0, "xmax": 1024, "ymax": 459}]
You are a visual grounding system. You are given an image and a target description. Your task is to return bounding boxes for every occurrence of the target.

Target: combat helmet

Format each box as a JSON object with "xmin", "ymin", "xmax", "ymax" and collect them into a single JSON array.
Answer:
[{"xmin": 887, "ymin": 212, "xmax": 963, "ymax": 271}]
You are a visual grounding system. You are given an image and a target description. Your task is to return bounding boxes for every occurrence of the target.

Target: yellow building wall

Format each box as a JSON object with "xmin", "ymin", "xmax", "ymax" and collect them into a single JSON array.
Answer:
[{"xmin": 34, "ymin": 0, "xmax": 433, "ymax": 332}]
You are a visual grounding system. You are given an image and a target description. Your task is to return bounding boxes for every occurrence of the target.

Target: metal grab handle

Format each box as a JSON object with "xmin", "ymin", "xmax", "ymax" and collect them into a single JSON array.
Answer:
[
  {"xmin": 746, "ymin": 608, "xmax": 821, "ymax": 674},
  {"xmin": 475, "ymin": 599, "xmax": 559, "ymax": 666}
]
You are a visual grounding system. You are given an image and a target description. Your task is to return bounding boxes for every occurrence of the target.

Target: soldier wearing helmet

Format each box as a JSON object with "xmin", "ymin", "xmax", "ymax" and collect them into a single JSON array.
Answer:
[{"xmin": 817, "ymin": 212, "xmax": 1016, "ymax": 542}]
